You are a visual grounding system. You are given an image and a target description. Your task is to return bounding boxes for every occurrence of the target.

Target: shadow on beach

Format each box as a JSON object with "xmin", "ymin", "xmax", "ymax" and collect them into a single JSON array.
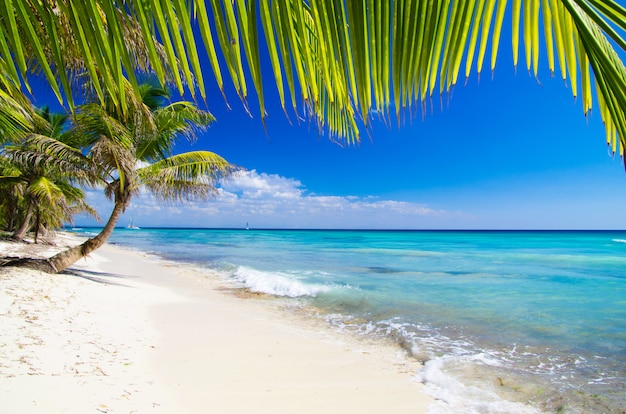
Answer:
[{"xmin": 64, "ymin": 268, "xmax": 134, "ymax": 288}]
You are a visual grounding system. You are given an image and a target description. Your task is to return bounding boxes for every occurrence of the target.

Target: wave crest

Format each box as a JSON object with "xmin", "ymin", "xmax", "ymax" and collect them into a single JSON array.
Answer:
[{"xmin": 233, "ymin": 266, "xmax": 330, "ymax": 298}]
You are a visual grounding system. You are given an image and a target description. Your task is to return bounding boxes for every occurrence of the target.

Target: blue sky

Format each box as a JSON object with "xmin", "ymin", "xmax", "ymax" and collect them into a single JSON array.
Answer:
[
  {"xmin": 73, "ymin": 61, "xmax": 626, "ymax": 230},
  {"xmin": 31, "ymin": 19, "xmax": 626, "ymax": 230}
]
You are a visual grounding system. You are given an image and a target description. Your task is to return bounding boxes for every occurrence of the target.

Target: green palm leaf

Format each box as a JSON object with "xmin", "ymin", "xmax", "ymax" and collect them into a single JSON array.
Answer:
[
  {"xmin": 0, "ymin": 87, "xmax": 33, "ymax": 141},
  {"xmin": 2, "ymin": 1, "xmax": 626, "ymax": 161},
  {"xmin": 137, "ymin": 102, "xmax": 215, "ymax": 161},
  {"xmin": 29, "ymin": 176, "xmax": 63, "ymax": 204},
  {"xmin": 138, "ymin": 150, "xmax": 239, "ymax": 201},
  {"xmin": 6, "ymin": 135, "xmax": 95, "ymax": 179}
]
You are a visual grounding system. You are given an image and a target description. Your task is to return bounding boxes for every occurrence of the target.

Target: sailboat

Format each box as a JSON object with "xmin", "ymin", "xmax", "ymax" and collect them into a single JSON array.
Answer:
[{"xmin": 127, "ymin": 218, "xmax": 140, "ymax": 230}]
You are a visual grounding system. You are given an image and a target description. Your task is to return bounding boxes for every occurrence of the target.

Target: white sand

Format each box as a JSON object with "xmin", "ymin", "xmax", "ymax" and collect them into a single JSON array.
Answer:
[{"xmin": 0, "ymin": 234, "xmax": 433, "ymax": 413}]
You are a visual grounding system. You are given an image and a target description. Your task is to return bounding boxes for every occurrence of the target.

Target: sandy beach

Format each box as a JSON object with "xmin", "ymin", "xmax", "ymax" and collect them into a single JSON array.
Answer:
[{"xmin": 0, "ymin": 233, "xmax": 433, "ymax": 413}]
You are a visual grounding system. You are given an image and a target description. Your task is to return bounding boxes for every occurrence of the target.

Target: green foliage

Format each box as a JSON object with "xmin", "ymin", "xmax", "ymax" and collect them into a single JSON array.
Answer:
[
  {"xmin": 0, "ymin": 105, "xmax": 99, "ymax": 238},
  {"xmin": 138, "ymin": 151, "xmax": 237, "ymax": 202},
  {"xmin": 72, "ymin": 83, "xmax": 237, "ymax": 208},
  {"xmin": 1, "ymin": 1, "xmax": 625, "ymax": 158},
  {"xmin": 0, "ymin": 83, "xmax": 235, "ymax": 239}
]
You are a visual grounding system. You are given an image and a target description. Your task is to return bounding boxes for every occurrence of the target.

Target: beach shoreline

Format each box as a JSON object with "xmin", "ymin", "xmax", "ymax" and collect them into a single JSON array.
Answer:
[{"xmin": 0, "ymin": 233, "xmax": 433, "ymax": 413}]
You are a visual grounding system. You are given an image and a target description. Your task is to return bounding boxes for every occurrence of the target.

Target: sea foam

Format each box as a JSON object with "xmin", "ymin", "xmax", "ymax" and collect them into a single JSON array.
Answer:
[
  {"xmin": 421, "ymin": 356, "xmax": 539, "ymax": 414},
  {"xmin": 232, "ymin": 266, "xmax": 330, "ymax": 297}
]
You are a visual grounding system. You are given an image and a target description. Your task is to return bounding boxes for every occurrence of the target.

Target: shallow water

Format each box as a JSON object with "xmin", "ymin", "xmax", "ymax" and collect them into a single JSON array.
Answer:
[{"xmin": 76, "ymin": 228, "xmax": 626, "ymax": 413}]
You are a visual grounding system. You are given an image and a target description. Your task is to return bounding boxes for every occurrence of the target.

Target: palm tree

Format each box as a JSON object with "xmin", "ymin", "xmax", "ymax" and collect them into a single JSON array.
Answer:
[
  {"xmin": 29, "ymin": 181, "xmax": 96, "ymax": 243},
  {"xmin": 1, "ymin": 1, "xmax": 625, "ymax": 159},
  {"xmin": 1, "ymin": 107, "xmax": 98, "ymax": 241},
  {"xmin": 1, "ymin": 162, "xmax": 97, "ymax": 242},
  {"xmin": 42, "ymin": 84, "xmax": 238, "ymax": 273}
]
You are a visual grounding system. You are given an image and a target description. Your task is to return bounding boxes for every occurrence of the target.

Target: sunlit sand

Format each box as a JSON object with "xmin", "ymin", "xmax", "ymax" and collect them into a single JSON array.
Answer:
[{"xmin": 0, "ymin": 233, "xmax": 432, "ymax": 413}]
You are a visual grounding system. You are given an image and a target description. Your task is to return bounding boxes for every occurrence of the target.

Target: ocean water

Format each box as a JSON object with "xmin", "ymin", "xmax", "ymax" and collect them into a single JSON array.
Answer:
[{"xmin": 73, "ymin": 228, "xmax": 626, "ymax": 413}]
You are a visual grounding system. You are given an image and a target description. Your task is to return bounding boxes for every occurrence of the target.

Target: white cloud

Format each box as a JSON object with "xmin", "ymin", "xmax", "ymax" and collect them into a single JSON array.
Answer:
[
  {"xmin": 222, "ymin": 171, "xmax": 303, "ymax": 199},
  {"xmin": 75, "ymin": 170, "xmax": 461, "ymax": 229}
]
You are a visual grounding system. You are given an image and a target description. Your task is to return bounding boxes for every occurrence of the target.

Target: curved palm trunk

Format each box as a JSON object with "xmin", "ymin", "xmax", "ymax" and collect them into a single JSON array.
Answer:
[
  {"xmin": 46, "ymin": 200, "xmax": 126, "ymax": 273},
  {"xmin": 12, "ymin": 201, "xmax": 34, "ymax": 241}
]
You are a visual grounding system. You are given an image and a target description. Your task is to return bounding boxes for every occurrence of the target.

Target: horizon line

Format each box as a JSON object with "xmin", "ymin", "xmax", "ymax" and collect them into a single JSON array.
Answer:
[{"xmin": 67, "ymin": 226, "xmax": 626, "ymax": 232}]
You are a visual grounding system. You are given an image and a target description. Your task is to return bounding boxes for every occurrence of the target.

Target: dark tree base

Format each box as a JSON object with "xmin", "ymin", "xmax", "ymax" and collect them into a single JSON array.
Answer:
[{"xmin": 0, "ymin": 257, "xmax": 56, "ymax": 273}]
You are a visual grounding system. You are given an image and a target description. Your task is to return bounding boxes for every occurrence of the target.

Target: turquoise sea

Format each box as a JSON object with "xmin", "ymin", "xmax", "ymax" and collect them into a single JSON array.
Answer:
[{"xmin": 72, "ymin": 228, "xmax": 626, "ymax": 413}]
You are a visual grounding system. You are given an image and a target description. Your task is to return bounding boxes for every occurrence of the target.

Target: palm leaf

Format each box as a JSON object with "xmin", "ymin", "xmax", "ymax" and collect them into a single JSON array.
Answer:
[
  {"xmin": 0, "ymin": 175, "xmax": 26, "ymax": 186},
  {"xmin": 5, "ymin": 134, "xmax": 96, "ymax": 182},
  {"xmin": 137, "ymin": 150, "xmax": 239, "ymax": 201},
  {"xmin": 29, "ymin": 176, "xmax": 66, "ymax": 204},
  {"xmin": 0, "ymin": 87, "xmax": 33, "ymax": 141},
  {"xmin": 137, "ymin": 101, "xmax": 215, "ymax": 161},
  {"xmin": 2, "ymin": 1, "xmax": 626, "ymax": 164}
]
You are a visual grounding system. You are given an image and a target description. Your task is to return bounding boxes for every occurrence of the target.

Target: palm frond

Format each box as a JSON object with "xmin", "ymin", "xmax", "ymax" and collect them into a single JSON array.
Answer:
[
  {"xmin": 562, "ymin": 0, "xmax": 626, "ymax": 156},
  {"xmin": 5, "ymin": 134, "xmax": 98, "ymax": 184},
  {"xmin": 73, "ymin": 104, "xmax": 134, "ymax": 149},
  {"xmin": 68, "ymin": 200, "xmax": 100, "ymax": 222},
  {"xmin": 0, "ymin": 86, "xmax": 33, "ymax": 142},
  {"xmin": 2, "ymin": 1, "xmax": 626, "ymax": 162},
  {"xmin": 136, "ymin": 101, "xmax": 215, "ymax": 160},
  {"xmin": 0, "ymin": 175, "xmax": 26, "ymax": 186},
  {"xmin": 29, "ymin": 176, "xmax": 63, "ymax": 204},
  {"xmin": 0, "ymin": 0, "xmax": 177, "ymax": 114},
  {"xmin": 0, "ymin": 155, "xmax": 23, "ymax": 177},
  {"xmin": 137, "ymin": 150, "xmax": 238, "ymax": 201},
  {"xmin": 89, "ymin": 138, "xmax": 138, "ymax": 189},
  {"xmin": 34, "ymin": 106, "xmax": 69, "ymax": 137},
  {"xmin": 55, "ymin": 181, "xmax": 101, "ymax": 222}
]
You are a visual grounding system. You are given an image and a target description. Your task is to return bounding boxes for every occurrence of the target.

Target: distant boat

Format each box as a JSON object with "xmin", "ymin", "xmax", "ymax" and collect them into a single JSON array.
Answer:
[
  {"xmin": 127, "ymin": 218, "xmax": 140, "ymax": 230},
  {"xmin": 246, "ymin": 222, "xmax": 250, "ymax": 230}
]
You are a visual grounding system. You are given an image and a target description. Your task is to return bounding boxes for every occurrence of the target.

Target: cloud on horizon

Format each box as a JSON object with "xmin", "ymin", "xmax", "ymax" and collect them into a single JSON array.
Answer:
[{"xmin": 77, "ymin": 170, "xmax": 463, "ymax": 229}]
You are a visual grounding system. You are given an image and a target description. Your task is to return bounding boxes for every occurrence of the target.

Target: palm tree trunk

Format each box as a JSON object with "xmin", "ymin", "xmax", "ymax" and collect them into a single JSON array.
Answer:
[
  {"xmin": 8, "ymin": 213, "xmax": 14, "ymax": 231},
  {"xmin": 7, "ymin": 203, "xmax": 16, "ymax": 231},
  {"xmin": 34, "ymin": 207, "xmax": 41, "ymax": 244},
  {"xmin": 12, "ymin": 201, "xmax": 34, "ymax": 241},
  {"xmin": 46, "ymin": 200, "xmax": 126, "ymax": 273}
]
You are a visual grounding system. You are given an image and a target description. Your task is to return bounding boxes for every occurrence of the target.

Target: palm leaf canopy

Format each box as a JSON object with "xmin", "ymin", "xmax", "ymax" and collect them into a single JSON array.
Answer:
[
  {"xmin": 137, "ymin": 150, "xmax": 238, "ymax": 202},
  {"xmin": 1, "ymin": 1, "xmax": 625, "ymax": 159}
]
